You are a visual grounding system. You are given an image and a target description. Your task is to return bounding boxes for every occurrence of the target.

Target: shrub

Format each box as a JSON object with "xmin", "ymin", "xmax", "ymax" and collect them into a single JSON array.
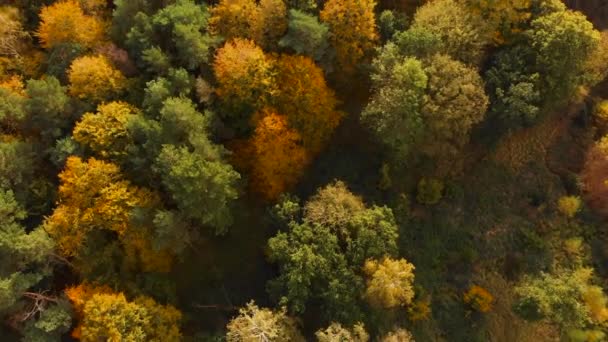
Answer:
[
  {"xmin": 558, "ymin": 196, "xmax": 581, "ymax": 218},
  {"xmin": 463, "ymin": 285, "xmax": 494, "ymax": 313},
  {"xmin": 416, "ymin": 177, "xmax": 444, "ymax": 205}
]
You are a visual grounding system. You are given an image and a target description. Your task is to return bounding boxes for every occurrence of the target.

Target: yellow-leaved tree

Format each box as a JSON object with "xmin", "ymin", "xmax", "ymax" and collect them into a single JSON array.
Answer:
[
  {"xmin": 37, "ymin": 0, "xmax": 104, "ymax": 49},
  {"xmin": 320, "ymin": 0, "xmax": 378, "ymax": 76},
  {"xmin": 68, "ymin": 55, "xmax": 127, "ymax": 103},
  {"xmin": 363, "ymin": 257, "xmax": 416, "ymax": 309},
  {"xmin": 210, "ymin": 0, "xmax": 287, "ymax": 49},
  {"xmin": 213, "ymin": 39, "xmax": 275, "ymax": 112},
  {"xmin": 73, "ymin": 101, "xmax": 139, "ymax": 160},
  {"xmin": 65, "ymin": 284, "xmax": 182, "ymax": 341},
  {"xmin": 44, "ymin": 156, "xmax": 171, "ymax": 272}
]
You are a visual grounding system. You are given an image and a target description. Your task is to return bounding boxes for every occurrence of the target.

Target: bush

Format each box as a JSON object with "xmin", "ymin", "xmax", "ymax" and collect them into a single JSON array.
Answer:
[
  {"xmin": 463, "ymin": 285, "xmax": 494, "ymax": 313},
  {"xmin": 416, "ymin": 177, "xmax": 444, "ymax": 205},
  {"xmin": 558, "ymin": 196, "xmax": 581, "ymax": 218},
  {"xmin": 593, "ymin": 100, "xmax": 608, "ymax": 134}
]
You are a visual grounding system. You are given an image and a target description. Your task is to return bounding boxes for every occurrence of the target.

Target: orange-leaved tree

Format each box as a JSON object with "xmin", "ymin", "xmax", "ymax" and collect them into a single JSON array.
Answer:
[
  {"xmin": 237, "ymin": 110, "xmax": 310, "ymax": 200},
  {"xmin": 37, "ymin": 0, "xmax": 104, "ymax": 49},
  {"xmin": 272, "ymin": 54, "xmax": 343, "ymax": 154}
]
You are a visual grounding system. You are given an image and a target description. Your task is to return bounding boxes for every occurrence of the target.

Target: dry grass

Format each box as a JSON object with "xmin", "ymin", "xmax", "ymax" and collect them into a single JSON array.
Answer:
[{"xmin": 491, "ymin": 114, "xmax": 569, "ymax": 172}]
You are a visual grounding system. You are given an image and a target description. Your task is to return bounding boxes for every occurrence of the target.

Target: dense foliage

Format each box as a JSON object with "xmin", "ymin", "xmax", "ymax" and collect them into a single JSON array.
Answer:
[{"xmin": 1, "ymin": 0, "xmax": 608, "ymax": 340}]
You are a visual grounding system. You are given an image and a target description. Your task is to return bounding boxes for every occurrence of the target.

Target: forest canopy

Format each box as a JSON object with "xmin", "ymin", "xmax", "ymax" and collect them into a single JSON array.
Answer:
[{"xmin": 1, "ymin": 0, "xmax": 608, "ymax": 341}]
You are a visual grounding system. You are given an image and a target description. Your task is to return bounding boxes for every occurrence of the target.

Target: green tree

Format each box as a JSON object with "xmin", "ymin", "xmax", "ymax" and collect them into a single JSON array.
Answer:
[
  {"xmin": 421, "ymin": 54, "xmax": 488, "ymax": 158},
  {"xmin": 361, "ymin": 52, "xmax": 427, "ymax": 158},
  {"xmin": 514, "ymin": 267, "xmax": 608, "ymax": 331},
  {"xmin": 155, "ymin": 145, "xmax": 240, "ymax": 235},
  {"xmin": 24, "ymin": 76, "xmax": 71, "ymax": 142},
  {"xmin": 528, "ymin": 8, "xmax": 600, "ymax": 103},
  {"xmin": 393, "ymin": 26, "xmax": 444, "ymax": 60},
  {"xmin": 226, "ymin": 301, "xmax": 304, "ymax": 342},
  {"xmin": 484, "ymin": 45, "xmax": 541, "ymax": 127},
  {"xmin": 411, "ymin": 0, "xmax": 490, "ymax": 65},
  {"xmin": 279, "ymin": 9, "xmax": 331, "ymax": 64},
  {"xmin": 267, "ymin": 182, "xmax": 399, "ymax": 322}
]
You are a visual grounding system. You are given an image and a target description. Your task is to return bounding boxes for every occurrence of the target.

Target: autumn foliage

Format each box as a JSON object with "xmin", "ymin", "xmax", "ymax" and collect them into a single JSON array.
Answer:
[
  {"xmin": 320, "ymin": 0, "xmax": 378, "ymax": 75},
  {"xmin": 68, "ymin": 55, "xmax": 127, "ymax": 102},
  {"xmin": 44, "ymin": 157, "xmax": 170, "ymax": 272},
  {"xmin": 65, "ymin": 284, "xmax": 182, "ymax": 341},
  {"xmin": 463, "ymin": 285, "xmax": 494, "ymax": 312},
  {"xmin": 582, "ymin": 136, "xmax": 608, "ymax": 218},
  {"xmin": 73, "ymin": 101, "xmax": 139, "ymax": 160},
  {"xmin": 273, "ymin": 54, "xmax": 343, "ymax": 154},
  {"xmin": 235, "ymin": 110, "xmax": 309, "ymax": 200},
  {"xmin": 37, "ymin": 0, "xmax": 104, "ymax": 49},
  {"xmin": 213, "ymin": 39, "xmax": 275, "ymax": 111}
]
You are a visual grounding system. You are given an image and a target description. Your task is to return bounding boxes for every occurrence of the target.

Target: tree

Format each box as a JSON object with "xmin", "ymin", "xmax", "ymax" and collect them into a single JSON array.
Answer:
[
  {"xmin": 411, "ymin": 0, "xmax": 490, "ymax": 65},
  {"xmin": 393, "ymin": 26, "xmax": 443, "ymax": 59},
  {"xmin": 44, "ymin": 157, "xmax": 160, "ymax": 259},
  {"xmin": 320, "ymin": 0, "xmax": 378, "ymax": 76},
  {"xmin": 210, "ymin": 0, "xmax": 257, "ymax": 42},
  {"xmin": 250, "ymin": 0, "xmax": 288, "ymax": 49},
  {"xmin": 377, "ymin": 10, "xmax": 408, "ymax": 42},
  {"xmin": 66, "ymin": 284, "xmax": 182, "ymax": 341},
  {"xmin": 303, "ymin": 180, "xmax": 365, "ymax": 229},
  {"xmin": 279, "ymin": 10, "xmax": 331, "ymax": 63},
  {"xmin": 0, "ymin": 188, "xmax": 70, "ymax": 341},
  {"xmin": 24, "ymin": 76, "xmax": 71, "ymax": 142},
  {"xmin": 210, "ymin": 0, "xmax": 287, "ymax": 49},
  {"xmin": 484, "ymin": 45, "xmax": 541, "ymax": 127},
  {"xmin": 125, "ymin": 0, "xmax": 218, "ymax": 71},
  {"xmin": 421, "ymin": 54, "xmax": 488, "ymax": 157},
  {"xmin": 528, "ymin": 8, "xmax": 600, "ymax": 103},
  {"xmin": 582, "ymin": 136, "xmax": 608, "ymax": 218},
  {"xmin": 361, "ymin": 53, "xmax": 427, "ymax": 158},
  {"xmin": 465, "ymin": 0, "xmax": 532, "ymax": 44},
  {"xmin": 155, "ymin": 145, "xmax": 240, "ymax": 234},
  {"xmin": 0, "ymin": 80, "xmax": 26, "ymax": 133},
  {"xmin": 272, "ymin": 54, "xmax": 343, "ymax": 154},
  {"xmin": 245, "ymin": 110, "xmax": 309, "ymax": 200},
  {"xmin": 213, "ymin": 39, "xmax": 275, "ymax": 123},
  {"xmin": 0, "ymin": 6, "xmax": 29, "ymax": 59},
  {"xmin": 363, "ymin": 257, "xmax": 415, "ymax": 309},
  {"xmin": 315, "ymin": 322, "xmax": 369, "ymax": 342},
  {"xmin": 73, "ymin": 101, "xmax": 139, "ymax": 161},
  {"xmin": 68, "ymin": 55, "xmax": 127, "ymax": 103},
  {"xmin": 226, "ymin": 301, "xmax": 304, "ymax": 342},
  {"xmin": 514, "ymin": 267, "xmax": 608, "ymax": 330},
  {"xmin": 0, "ymin": 188, "xmax": 53, "ymax": 311},
  {"xmin": 267, "ymin": 183, "xmax": 399, "ymax": 322},
  {"xmin": 37, "ymin": 0, "xmax": 104, "ymax": 49},
  {"xmin": 150, "ymin": 0, "xmax": 218, "ymax": 70}
]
